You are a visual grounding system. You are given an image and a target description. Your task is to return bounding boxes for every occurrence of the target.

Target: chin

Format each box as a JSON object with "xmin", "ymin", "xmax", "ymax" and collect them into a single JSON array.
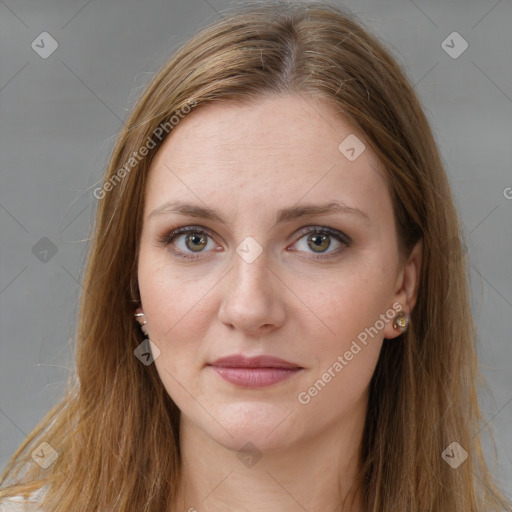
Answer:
[
  {"xmin": 204, "ymin": 402, "xmax": 302, "ymax": 453},
  {"xmin": 214, "ymin": 427, "xmax": 298, "ymax": 456}
]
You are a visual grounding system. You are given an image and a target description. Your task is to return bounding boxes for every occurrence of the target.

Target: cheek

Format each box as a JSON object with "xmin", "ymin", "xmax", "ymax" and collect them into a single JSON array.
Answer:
[
  {"xmin": 291, "ymin": 260, "xmax": 391, "ymax": 404},
  {"xmin": 137, "ymin": 254, "xmax": 222, "ymax": 396},
  {"xmin": 138, "ymin": 250, "xmax": 217, "ymax": 338},
  {"xmin": 294, "ymin": 258, "xmax": 393, "ymax": 351},
  {"xmin": 293, "ymin": 294, "xmax": 384, "ymax": 419}
]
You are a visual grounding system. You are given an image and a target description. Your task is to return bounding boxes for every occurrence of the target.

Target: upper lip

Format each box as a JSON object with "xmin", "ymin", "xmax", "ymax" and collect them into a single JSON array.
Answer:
[{"xmin": 208, "ymin": 355, "xmax": 302, "ymax": 369}]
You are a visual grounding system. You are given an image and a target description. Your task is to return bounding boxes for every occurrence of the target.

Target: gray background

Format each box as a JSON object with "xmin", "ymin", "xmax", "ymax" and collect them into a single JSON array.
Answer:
[{"xmin": 1, "ymin": 0, "xmax": 511, "ymax": 496}]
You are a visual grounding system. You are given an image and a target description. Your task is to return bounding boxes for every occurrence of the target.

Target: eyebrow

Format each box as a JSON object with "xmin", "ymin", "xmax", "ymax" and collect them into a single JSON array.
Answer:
[{"xmin": 148, "ymin": 200, "xmax": 370, "ymax": 226}]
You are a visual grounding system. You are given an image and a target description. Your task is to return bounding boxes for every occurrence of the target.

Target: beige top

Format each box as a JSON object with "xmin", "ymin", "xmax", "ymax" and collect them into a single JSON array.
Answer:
[{"xmin": 0, "ymin": 487, "xmax": 48, "ymax": 512}]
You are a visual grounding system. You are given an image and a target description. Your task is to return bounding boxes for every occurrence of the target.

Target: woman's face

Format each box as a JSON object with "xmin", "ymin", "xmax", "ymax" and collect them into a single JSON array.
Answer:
[{"xmin": 137, "ymin": 93, "xmax": 418, "ymax": 452}]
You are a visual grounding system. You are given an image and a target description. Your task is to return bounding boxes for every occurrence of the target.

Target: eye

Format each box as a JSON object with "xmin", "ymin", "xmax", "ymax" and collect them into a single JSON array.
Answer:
[
  {"xmin": 155, "ymin": 225, "xmax": 351, "ymax": 261},
  {"xmin": 290, "ymin": 226, "xmax": 351, "ymax": 259},
  {"xmin": 155, "ymin": 226, "xmax": 218, "ymax": 260}
]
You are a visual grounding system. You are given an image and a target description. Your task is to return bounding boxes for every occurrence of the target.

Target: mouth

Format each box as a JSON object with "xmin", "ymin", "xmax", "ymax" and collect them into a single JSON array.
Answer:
[{"xmin": 207, "ymin": 354, "xmax": 303, "ymax": 388}]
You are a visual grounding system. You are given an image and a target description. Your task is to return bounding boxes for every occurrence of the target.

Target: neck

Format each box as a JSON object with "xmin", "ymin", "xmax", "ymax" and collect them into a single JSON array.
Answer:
[{"xmin": 171, "ymin": 400, "xmax": 367, "ymax": 512}]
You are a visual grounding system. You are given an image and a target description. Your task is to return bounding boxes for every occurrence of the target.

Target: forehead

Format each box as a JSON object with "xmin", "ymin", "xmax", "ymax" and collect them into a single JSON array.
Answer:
[{"xmin": 144, "ymin": 94, "xmax": 391, "ymax": 228}]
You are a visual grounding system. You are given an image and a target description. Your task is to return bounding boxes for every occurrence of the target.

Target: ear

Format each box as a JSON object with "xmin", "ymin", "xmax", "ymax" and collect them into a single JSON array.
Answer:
[{"xmin": 383, "ymin": 238, "xmax": 423, "ymax": 340}]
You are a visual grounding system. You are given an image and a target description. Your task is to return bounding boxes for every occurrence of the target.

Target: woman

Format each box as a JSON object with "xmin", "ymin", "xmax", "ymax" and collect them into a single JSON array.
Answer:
[{"xmin": 1, "ymin": 1, "xmax": 510, "ymax": 511}]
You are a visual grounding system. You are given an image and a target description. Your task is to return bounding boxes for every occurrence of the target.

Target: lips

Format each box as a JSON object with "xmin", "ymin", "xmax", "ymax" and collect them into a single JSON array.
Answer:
[
  {"xmin": 207, "ymin": 355, "xmax": 303, "ymax": 388},
  {"xmin": 208, "ymin": 354, "xmax": 302, "ymax": 369}
]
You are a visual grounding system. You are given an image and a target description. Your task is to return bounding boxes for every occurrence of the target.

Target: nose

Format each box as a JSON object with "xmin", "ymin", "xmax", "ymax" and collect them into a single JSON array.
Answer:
[{"xmin": 218, "ymin": 250, "xmax": 286, "ymax": 336}]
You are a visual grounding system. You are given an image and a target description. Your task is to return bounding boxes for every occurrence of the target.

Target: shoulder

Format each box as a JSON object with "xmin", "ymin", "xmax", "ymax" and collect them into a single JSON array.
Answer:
[
  {"xmin": 0, "ymin": 486, "xmax": 48, "ymax": 512},
  {"xmin": 0, "ymin": 497, "xmax": 43, "ymax": 511}
]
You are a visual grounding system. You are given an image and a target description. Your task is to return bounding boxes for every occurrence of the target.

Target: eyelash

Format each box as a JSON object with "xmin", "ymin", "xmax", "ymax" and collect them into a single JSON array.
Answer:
[{"xmin": 155, "ymin": 225, "xmax": 352, "ymax": 261}]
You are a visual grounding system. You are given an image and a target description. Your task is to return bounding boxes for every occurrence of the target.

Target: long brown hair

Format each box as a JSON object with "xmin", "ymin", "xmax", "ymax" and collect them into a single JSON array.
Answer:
[{"xmin": 1, "ymin": 2, "xmax": 510, "ymax": 510}]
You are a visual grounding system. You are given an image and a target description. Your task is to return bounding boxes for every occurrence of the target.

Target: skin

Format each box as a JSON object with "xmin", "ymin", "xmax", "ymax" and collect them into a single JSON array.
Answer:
[{"xmin": 136, "ymin": 93, "xmax": 422, "ymax": 512}]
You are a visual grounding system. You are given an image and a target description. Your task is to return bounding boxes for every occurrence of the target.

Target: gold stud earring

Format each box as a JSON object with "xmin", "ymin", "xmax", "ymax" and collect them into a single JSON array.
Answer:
[{"xmin": 392, "ymin": 310, "xmax": 409, "ymax": 333}]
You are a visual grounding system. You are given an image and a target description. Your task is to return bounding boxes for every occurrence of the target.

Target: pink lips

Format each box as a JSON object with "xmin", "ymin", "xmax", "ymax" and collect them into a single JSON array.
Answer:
[{"xmin": 207, "ymin": 355, "xmax": 303, "ymax": 388}]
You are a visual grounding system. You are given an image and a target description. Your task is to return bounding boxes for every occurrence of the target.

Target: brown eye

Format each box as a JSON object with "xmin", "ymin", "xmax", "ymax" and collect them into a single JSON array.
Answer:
[
  {"xmin": 307, "ymin": 233, "xmax": 331, "ymax": 253},
  {"xmin": 185, "ymin": 232, "xmax": 208, "ymax": 252},
  {"xmin": 157, "ymin": 225, "xmax": 351, "ymax": 261},
  {"xmin": 291, "ymin": 226, "xmax": 351, "ymax": 259},
  {"xmin": 156, "ymin": 226, "xmax": 216, "ymax": 260}
]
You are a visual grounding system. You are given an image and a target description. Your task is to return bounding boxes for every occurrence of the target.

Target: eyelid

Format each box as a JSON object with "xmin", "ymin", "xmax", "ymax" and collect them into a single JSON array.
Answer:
[
  {"xmin": 155, "ymin": 225, "xmax": 216, "ymax": 243},
  {"xmin": 293, "ymin": 225, "xmax": 352, "ymax": 245}
]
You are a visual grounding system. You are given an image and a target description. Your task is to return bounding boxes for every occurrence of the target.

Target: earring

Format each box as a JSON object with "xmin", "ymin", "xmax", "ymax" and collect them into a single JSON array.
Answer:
[
  {"xmin": 134, "ymin": 308, "xmax": 149, "ymax": 336},
  {"xmin": 392, "ymin": 310, "xmax": 409, "ymax": 333}
]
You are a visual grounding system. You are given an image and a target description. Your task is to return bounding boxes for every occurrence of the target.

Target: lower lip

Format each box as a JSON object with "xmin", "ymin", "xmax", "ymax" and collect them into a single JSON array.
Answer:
[{"xmin": 209, "ymin": 366, "xmax": 302, "ymax": 387}]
